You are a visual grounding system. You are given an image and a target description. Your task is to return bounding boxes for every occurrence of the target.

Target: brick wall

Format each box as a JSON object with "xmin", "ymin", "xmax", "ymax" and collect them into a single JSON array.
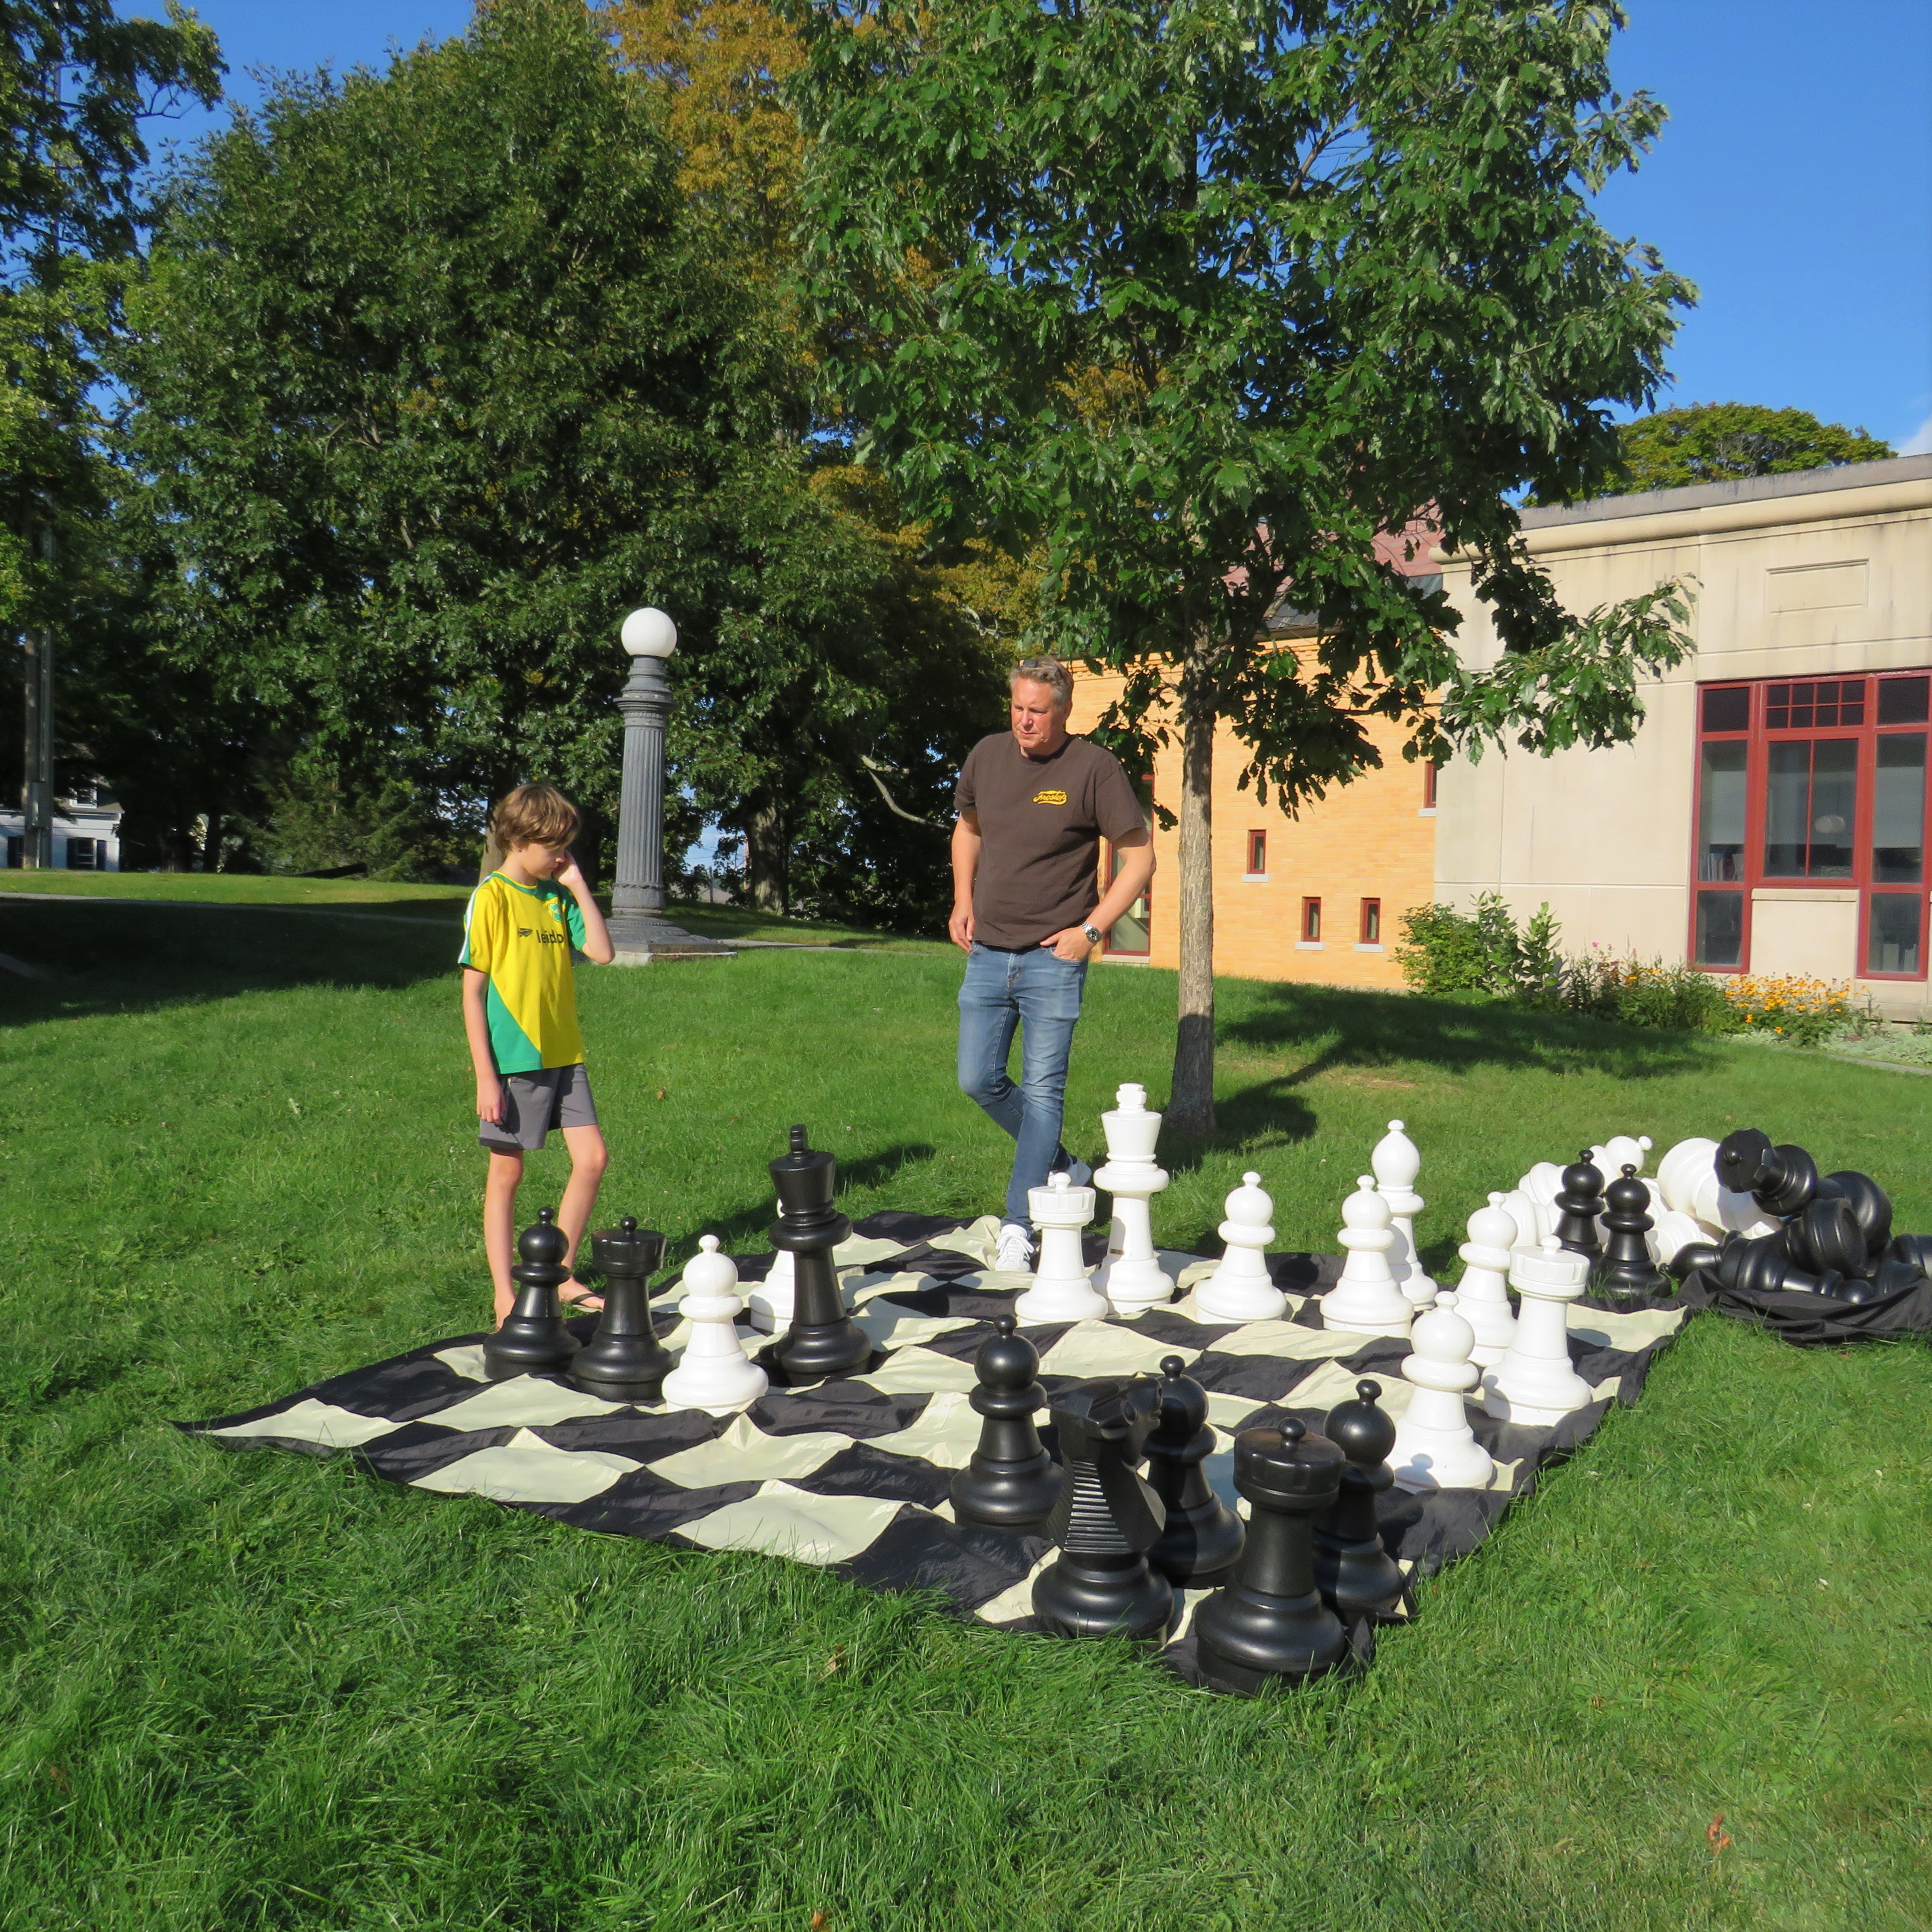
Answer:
[{"xmin": 1068, "ymin": 664, "xmax": 1437, "ymax": 987}]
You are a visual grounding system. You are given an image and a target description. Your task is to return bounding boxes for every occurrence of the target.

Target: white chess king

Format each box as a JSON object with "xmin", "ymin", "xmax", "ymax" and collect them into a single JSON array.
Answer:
[
  {"xmin": 661, "ymin": 1235, "xmax": 769, "ymax": 1414},
  {"xmin": 1195, "ymin": 1172, "xmax": 1287, "ymax": 1323},
  {"xmin": 1371, "ymin": 1119, "xmax": 1437, "ymax": 1311},
  {"xmin": 1318, "ymin": 1177, "xmax": 1412, "ymax": 1340},
  {"xmin": 1092, "ymin": 1082, "xmax": 1173, "ymax": 1317},
  {"xmin": 1015, "ymin": 1170, "xmax": 1108, "ymax": 1322}
]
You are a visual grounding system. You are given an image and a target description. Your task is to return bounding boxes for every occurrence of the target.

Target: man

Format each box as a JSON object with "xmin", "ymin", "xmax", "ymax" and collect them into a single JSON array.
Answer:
[{"xmin": 951, "ymin": 656, "xmax": 1156, "ymax": 1273}]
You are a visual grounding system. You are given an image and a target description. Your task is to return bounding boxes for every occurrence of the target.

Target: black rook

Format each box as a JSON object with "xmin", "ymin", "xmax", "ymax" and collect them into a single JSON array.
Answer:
[{"xmin": 571, "ymin": 1217, "xmax": 672, "ymax": 1401}]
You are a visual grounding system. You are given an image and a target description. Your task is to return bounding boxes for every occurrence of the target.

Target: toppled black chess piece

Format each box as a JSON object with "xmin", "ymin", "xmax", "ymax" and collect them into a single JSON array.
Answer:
[
  {"xmin": 571, "ymin": 1217, "xmax": 671, "ymax": 1402},
  {"xmin": 1780, "ymin": 1195, "xmax": 1868, "ymax": 1281},
  {"xmin": 950, "ymin": 1317, "xmax": 1062, "ymax": 1531},
  {"xmin": 1145, "ymin": 1357, "xmax": 1245, "ymax": 1588},
  {"xmin": 1194, "ymin": 1418, "xmax": 1349, "ymax": 1695},
  {"xmin": 1716, "ymin": 1129, "xmax": 1819, "ymax": 1219},
  {"xmin": 757, "ymin": 1125, "xmax": 872, "ymax": 1386},
  {"xmin": 483, "ymin": 1208, "xmax": 580, "ymax": 1381},
  {"xmin": 1713, "ymin": 1230, "xmax": 1848, "ymax": 1299},
  {"xmin": 1031, "ymin": 1378, "xmax": 1174, "ymax": 1643},
  {"xmin": 1818, "ymin": 1171, "xmax": 1893, "ymax": 1260},
  {"xmin": 1667, "ymin": 1238, "xmax": 1725, "ymax": 1284},
  {"xmin": 1888, "ymin": 1232, "xmax": 1932, "ymax": 1276},
  {"xmin": 1312, "ymin": 1380, "xmax": 1404, "ymax": 1620},
  {"xmin": 1553, "ymin": 1150, "xmax": 1606, "ymax": 1259},
  {"xmin": 1595, "ymin": 1164, "xmax": 1669, "ymax": 1299}
]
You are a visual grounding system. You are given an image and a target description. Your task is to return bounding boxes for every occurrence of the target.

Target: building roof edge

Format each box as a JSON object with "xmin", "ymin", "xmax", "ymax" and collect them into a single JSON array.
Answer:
[{"xmin": 1518, "ymin": 454, "xmax": 1932, "ymax": 530}]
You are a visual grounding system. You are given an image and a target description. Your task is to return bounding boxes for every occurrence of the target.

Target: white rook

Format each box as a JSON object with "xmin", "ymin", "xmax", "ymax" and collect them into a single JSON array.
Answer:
[
  {"xmin": 1016, "ymin": 1171, "xmax": 1108, "ymax": 1322},
  {"xmin": 1093, "ymin": 1082, "xmax": 1172, "ymax": 1317},
  {"xmin": 1482, "ymin": 1237, "xmax": 1592, "ymax": 1426}
]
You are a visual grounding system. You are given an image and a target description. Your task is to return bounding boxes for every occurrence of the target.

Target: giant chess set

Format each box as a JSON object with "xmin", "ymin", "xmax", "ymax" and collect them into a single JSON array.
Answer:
[{"xmin": 186, "ymin": 1094, "xmax": 1931, "ymax": 1695}]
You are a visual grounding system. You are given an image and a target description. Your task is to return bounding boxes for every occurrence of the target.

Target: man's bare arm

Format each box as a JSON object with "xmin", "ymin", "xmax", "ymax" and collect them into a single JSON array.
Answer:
[
  {"xmin": 949, "ymin": 810, "xmax": 981, "ymax": 951},
  {"xmin": 1040, "ymin": 829, "xmax": 1154, "ymax": 961}
]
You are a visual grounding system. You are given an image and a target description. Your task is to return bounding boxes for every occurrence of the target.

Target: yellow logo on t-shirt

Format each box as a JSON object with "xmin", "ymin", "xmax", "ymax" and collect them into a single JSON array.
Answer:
[{"xmin": 1032, "ymin": 788, "xmax": 1068, "ymax": 805}]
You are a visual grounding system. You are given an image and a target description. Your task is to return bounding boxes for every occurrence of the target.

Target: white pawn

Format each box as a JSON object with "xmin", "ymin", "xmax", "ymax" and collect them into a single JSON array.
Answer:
[
  {"xmin": 1482, "ymin": 1237, "xmax": 1592, "ymax": 1426},
  {"xmin": 1456, "ymin": 1195, "xmax": 1520, "ymax": 1367},
  {"xmin": 1371, "ymin": 1119, "xmax": 1437, "ymax": 1311},
  {"xmin": 1015, "ymin": 1170, "xmax": 1108, "ymax": 1322},
  {"xmin": 1195, "ymin": 1172, "xmax": 1287, "ymax": 1323},
  {"xmin": 1093, "ymin": 1082, "xmax": 1172, "ymax": 1317},
  {"xmin": 746, "ymin": 1199, "xmax": 794, "ymax": 1333},
  {"xmin": 662, "ymin": 1236, "xmax": 769, "ymax": 1414},
  {"xmin": 1318, "ymin": 1177, "xmax": 1412, "ymax": 1340},
  {"xmin": 1593, "ymin": 1133, "xmax": 1653, "ymax": 1179},
  {"xmin": 1389, "ymin": 1289, "xmax": 1496, "ymax": 1493}
]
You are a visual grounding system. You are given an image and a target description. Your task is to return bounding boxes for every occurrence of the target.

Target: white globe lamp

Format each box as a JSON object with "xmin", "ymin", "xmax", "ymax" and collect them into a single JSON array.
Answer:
[{"xmin": 621, "ymin": 606, "xmax": 678, "ymax": 658}]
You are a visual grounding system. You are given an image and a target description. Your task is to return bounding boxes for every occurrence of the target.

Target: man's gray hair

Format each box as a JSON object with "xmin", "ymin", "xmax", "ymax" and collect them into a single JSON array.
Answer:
[{"xmin": 1010, "ymin": 655, "xmax": 1074, "ymax": 710}]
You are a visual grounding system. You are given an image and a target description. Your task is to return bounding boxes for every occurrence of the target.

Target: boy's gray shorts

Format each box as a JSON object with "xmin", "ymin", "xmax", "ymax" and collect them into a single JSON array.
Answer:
[{"xmin": 481, "ymin": 1063, "xmax": 599, "ymax": 1152}]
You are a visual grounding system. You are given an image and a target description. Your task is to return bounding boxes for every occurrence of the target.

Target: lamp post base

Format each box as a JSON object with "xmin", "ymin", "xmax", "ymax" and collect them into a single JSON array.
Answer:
[{"xmin": 606, "ymin": 912, "xmax": 734, "ymax": 964}]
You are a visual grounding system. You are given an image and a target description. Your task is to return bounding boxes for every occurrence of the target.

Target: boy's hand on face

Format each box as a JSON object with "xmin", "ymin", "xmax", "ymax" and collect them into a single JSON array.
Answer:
[
  {"xmin": 477, "ymin": 1075, "xmax": 506, "ymax": 1127},
  {"xmin": 554, "ymin": 851, "xmax": 590, "ymax": 895}
]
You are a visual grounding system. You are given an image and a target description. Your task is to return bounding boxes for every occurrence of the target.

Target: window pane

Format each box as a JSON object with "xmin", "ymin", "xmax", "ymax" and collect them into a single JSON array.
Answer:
[
  {"xmin": 1810, "ymin": 739, "xmax": 1857, "ymax": 875},
  {"xmin": 1698, "ymin": 741, "xmax": 1748, "ymax": 880},
  {"xmin": 1878, "ymin": 676, "xmax": 1931, "ymax": 725},
  {"xmin": 1767, "ymin": 684, "xmax": 1790, "ymax": 729},
  {"xmin": 1701, "ymin": 685, "xmax": 1750, "ymax": 733},
  {"xmin": 1695, "ymin": 891, "xmax": 1745, "ymax": 967},
  {"xmin": 1764, "ymin": 741, "xmax": 1811, "ymax": 875},
  {"xmin": 1873, "ymin": 735, "xmax": 1926, "ymax": 884},
  {"xmin": 1868, "ymin": 894, "xmax": 1922, "ymax": 976},
  {"xmin": 1839, "ymin": 680, "xmax": 1866, "ymax": 725},
  {"xmin": 1107, "ymin": 848, "xmax": 1149, "ymax": 954}
]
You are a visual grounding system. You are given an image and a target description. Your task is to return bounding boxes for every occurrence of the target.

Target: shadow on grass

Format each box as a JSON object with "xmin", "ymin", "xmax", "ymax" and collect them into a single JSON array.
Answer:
[
  {"xmin": 1146, "ymin": 982, "xmax": 1732, "ymax": 1174},
  {"xmin": 0, "ymin": 897, "xmax": 458, "ymax": 1026}
]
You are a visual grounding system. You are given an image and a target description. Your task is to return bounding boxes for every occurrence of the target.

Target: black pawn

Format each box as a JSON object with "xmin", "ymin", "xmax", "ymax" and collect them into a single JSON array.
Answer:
[
  {"xmin": 1312, "ymin": 1380, "xmax": 1404, "ymax": 1619},
  {"xmin": 1194, "ymin": 1418, "xmax": 1349, "ymax": 1696},
  {"xmin": 757, "ymin": 1124, "xmax": 872, "ymax": 1386},
  {"xmin": 1819, "ymin": 1171, "xmax": 1893, "ymax": 1263},
  {"xmin": 1715, "ymin": 1230, "xmax": 1847, "ymax": 1299},
  {"xmin": 483, "ymin": 1208, "xmax": 579, "ymax": 1380},
  {"xmin": 1553, "ymin": 1150, "xmax": 1606, "ymax": 1259},
  {"xmin": 950, "ymin": 1317, "xmax": 1062, "ymax": 1530},
  {"xmin": 1781, "ymin": 1196, "xmax": 1867, "ymax": 1280},
  {"xmin": 1145, "ymin": 1356, "xmax": 1245, "ymax": 1587},
  {"xmin": 1595, "ymin": 1165, "xmax": 1669, "ymax": 1299},
  {"xmin": 571, "ymin": 1217, "xmax": 672, "ymax": 1402},
  {"xmin": 1031, "ymin": 1378, "xmax": 1174, "ymax": 1643},
  {"xmin": 1887, "ymin": 1232, "xmax": 1932, "ymax": 1277},
  {"xmin": 1715, "ymin": 1129, "xmax": 1820, "ymax": 1219}
]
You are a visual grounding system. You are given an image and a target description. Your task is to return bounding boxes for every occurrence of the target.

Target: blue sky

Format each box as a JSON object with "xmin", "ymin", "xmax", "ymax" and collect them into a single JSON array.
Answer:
[{"xmin": 141, "ymin": 0, "xmax": 1932, "ymax": 451}]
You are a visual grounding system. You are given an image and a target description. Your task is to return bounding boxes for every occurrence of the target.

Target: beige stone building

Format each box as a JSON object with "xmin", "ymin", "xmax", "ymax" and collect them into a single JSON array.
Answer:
[{"xmin": 1435, "ymin": 454, "xmax": 1932, "ymax": 1014}]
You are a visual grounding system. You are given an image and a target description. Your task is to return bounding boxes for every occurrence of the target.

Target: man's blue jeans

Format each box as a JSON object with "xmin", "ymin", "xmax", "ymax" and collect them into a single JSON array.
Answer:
[{"xmin": 957, "ymin": 942, "xmax": 1087, "ymax": 1226}]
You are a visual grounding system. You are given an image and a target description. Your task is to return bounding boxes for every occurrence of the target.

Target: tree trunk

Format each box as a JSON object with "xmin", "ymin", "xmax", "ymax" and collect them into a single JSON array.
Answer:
[
  {"xmin": 1168, "ymin": 646, "xmax": 1216, "ymax": 1133},
  {"xmin": 745, "ymin": 800, "xmax": 789, "ymax": 915}
]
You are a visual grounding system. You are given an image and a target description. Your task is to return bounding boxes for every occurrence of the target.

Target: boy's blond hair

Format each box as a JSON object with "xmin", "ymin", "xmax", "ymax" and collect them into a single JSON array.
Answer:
[{"xmin": 490, "ymin": 783, "xmax": 579, "ymax": 852}]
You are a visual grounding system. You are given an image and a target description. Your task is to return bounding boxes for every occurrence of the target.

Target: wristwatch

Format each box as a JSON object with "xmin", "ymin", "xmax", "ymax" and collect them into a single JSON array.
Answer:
[{"xmin": 1080, "ymin": 922, "xmax": 1103, "ymax": 946}]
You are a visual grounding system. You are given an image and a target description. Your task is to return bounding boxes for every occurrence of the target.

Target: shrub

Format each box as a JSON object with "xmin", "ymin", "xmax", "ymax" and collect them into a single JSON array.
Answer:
[
  {"xmin": 1394, "ymin": 893, "xmax": 1562, "ymax": 1001},
  {"xmin": 1563, "ymin": 953, "xmax": 1741, "ymax": 1033}
]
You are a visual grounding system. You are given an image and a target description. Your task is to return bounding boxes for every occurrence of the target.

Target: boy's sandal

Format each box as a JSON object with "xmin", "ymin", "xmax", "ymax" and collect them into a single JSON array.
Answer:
[{"xmin": 562, "ymin": 1290, "xmax": 605, "ymax": 1312}]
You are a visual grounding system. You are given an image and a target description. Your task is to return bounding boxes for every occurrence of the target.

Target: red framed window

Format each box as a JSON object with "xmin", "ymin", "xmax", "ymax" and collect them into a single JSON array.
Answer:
[
  {"xmin": 1102, "ymin": 840, "xmax": 1150, "ymax": 956},
  {"xmin": 1245, "ymin": 829, "xmax": 1267, "ymax": 876},
  {"xmin": 1360, "ymin": 897, "xmax": 1381, "ymax": 944},
  {"xmin": 1301, "ymin": 896, "xmax": 1322, "ymax": 942},
  {"xmin": 1691, "ymin": 672, "xmax": 1931, "ymax": 978},
  {"xmin": 1422, "ymin": 761, "xmax": 1438, "ymax": 810}
]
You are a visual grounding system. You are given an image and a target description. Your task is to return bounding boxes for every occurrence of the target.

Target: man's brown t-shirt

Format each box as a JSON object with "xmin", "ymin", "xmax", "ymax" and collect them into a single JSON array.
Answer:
[{"xmin": 956, "ymin": 732, "xmax": 1145, "ymax": 949}]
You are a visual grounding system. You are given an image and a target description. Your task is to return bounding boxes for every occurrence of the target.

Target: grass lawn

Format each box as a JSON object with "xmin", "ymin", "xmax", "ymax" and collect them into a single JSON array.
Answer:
[{"xmin": 1, "ymin": 890, "xmax": 1929, "ymax": 1931}]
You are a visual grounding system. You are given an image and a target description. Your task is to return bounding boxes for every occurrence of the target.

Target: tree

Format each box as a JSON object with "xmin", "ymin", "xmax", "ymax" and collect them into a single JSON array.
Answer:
[
  {"xmin": 121, "ymin": 0, "xmax": 1005, "ymax": 905},
  {"xmin": 1607, "ymin": 402, "xmax": 1894, "ymax": 495},
  {"xmin": 793, "ymin": 0, "xmax": 1696, "ymax": 1130},
  {"xmin": 0, "ymin": 0, "xmax": 220, "ymax": 861}
]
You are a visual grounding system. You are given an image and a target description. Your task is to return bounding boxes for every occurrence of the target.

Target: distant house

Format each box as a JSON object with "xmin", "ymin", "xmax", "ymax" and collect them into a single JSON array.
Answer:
[
  {"xmin": 1068, "ymin": 455, "xmax": 1932, "ymax": 1017},
  {"xmin": 1438, "ymin": 454, "xmax": 1932, "ymax": 1016},
  {"xmin": 1, "ymin": 782, "xmax": 123, "ymax": 872}
]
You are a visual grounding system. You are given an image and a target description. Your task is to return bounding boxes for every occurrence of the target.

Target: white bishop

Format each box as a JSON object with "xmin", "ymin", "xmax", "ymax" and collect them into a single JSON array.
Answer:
[
  {"xmin": 1389, "ymin": 1289, "xmax": 1495, "ymax": 1493},
  {"xmin": 1318, "ymin": 1177, "xmax": 1412, "ymax": 1340},
  {"xmin": 1371, "ymin": 1119, "xmax": 1437, "ymax": 1311},
  {"xmin": 661, "ymin": 1236, "xmax": 769, "ymax": 1414},
  {"xmin": 1195, "ymin": 1172, "xmax": 1287, "ymax": 1323},
  {"xmin": 1455, "ymin": 1195, "xmax": 1520, "ymax": 1367}
]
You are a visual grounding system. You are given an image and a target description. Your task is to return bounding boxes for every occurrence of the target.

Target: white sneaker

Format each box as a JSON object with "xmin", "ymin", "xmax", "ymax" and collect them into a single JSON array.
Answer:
[{"xmin": 995, "ymin": 1222, "xmax": 1036, "ymax": 1273}]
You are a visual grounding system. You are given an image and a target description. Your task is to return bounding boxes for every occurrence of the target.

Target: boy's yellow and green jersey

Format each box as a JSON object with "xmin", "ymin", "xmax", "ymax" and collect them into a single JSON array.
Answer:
[{"xmin": 459, "ymin": 873, "xmax": 588, "ymax": 1073}]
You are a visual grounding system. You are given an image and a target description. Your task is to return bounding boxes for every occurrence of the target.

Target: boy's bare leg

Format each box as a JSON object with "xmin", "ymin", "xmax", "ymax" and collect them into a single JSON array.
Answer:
[
  {"xmin": 556, "ymin": 1123, "xmax": 610, "ymax": 1307},
  {"xmin": 484, "ymin": 1148, "xmax": 524, "ymax": 1323}
]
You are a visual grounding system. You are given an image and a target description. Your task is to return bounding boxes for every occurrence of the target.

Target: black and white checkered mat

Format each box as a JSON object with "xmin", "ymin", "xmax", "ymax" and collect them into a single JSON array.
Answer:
[{"xmin": 184, "ymin": 1212, "xmax": 1687, "ymax": 1680}]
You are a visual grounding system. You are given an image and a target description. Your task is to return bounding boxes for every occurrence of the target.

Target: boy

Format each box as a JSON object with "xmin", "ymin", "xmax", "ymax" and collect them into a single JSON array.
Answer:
[{"xmin": 460, "ymin": 783, "xmax": 616, "ymax": 1323}]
